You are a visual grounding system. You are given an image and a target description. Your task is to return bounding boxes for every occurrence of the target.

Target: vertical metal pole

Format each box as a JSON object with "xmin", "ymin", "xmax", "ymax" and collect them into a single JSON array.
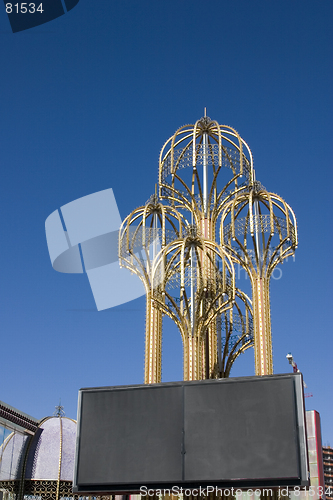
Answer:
[
  {"xmin": 153, "ymin": 184, "xmax": 158, "ymax": 260},
  {"xmin": 190, "ymin": 248, "xmax": 195, "ymax": 335},
  {"xmin": 203, "ymin": 131, "xmax": 208, "ymax": 216},
  {"xmin": 217, "ymin": 313, "xmax": 222, "ymax": 374},
  {"xmin": 253, "ymin": 169, "xmax": 261, "ymax": 269},
  {"xmin": 190, "ymin": 211, "xmax": 194, "ymax": 335},
  {"xmin": 202, "ymin": 116, "xmax": 209, "ymax": 374},
  {"xmin": 153, "ymin": 213, "xmax": 158, "ymax": 260}
]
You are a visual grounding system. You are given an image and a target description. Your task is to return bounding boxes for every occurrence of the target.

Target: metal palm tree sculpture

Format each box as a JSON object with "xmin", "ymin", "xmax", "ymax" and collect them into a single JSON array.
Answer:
[
  {"xmin": 220, "ymin": 181, "xmax": 297, "ymax": 375},
  {"xmin": 119, "ymin": 192, "xmax": 184, "ymax": 384},
  {"xmin": 119, "ymin": 113, "xmax": 297, "ymax": 382}
]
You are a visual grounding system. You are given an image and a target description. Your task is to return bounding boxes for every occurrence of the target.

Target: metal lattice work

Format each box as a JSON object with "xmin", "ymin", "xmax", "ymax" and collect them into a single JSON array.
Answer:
[
  {"xmin": 220, "ymin": 186, "xmax": 297, "ymax": 278},
  {"xmin": 223, "ymin": 214, "xmax": 295, "ymax": 242},
  {"xmin": 119, "ymin": 195, "xmax": 186, "ymax": 383},
  {"xmin": 217, "ymin": 290, "xmax": 254, "ymax": 377},
  {"xmin": 119, "ymin": 226, "xmax": 177, "ymax": 260},
  {"xmin": 159, "ymin": 115, "xmax": 254, "ymax": 227},
  {"xmin": 120, "ymin": 113, "xmax": 298, "ymax": 384},
  {"xmin": 119, "ymin": 198, "xmax": 186, "ymax": 283},
  {"xmin": 223, "ymin": 214, "xmax": 297, "ymax": 265},
  {"xmin": 220, "ymin": 185, "xmax": 297, "ymax": 375},
  {"xmin": 0, "ymin": 480, "xmax": 113, "ymax": 500},
  {"xmin": 161, "ymin": 144, "xmax": 250, "ymax": 185},
  {"xmin": 150, "ymin": 231, "xmax": 236, "ymax": 380}
]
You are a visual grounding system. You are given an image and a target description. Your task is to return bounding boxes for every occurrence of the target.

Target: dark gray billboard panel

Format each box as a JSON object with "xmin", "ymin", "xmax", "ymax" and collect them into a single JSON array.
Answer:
[
  {"xmin": 73, "ymin": 374, "xmax": 309, "ymax": 493},
  {"xmin": 75, "ymin": 384, "xmax": 183, "ymax": 485},
  {"xmin": 183, "ymin": 377, "xmax": 301, "ymax": 481}
]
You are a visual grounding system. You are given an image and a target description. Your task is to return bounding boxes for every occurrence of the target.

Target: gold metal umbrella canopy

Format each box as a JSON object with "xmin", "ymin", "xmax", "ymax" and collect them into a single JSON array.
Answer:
[
  {"xmin": 219, "ymin": 180, "xmax": 298, "ymax": 375},
  {"xmin": 157, "ymin": 114, "xmax": 255, "ymax": 380},
  {"xmin": 120, "ymin": 113, "xmax": 296, "ymax": 383},
  {"xmin": 119, "ymin": 190, "xmax": 186, "ymax": 384}
]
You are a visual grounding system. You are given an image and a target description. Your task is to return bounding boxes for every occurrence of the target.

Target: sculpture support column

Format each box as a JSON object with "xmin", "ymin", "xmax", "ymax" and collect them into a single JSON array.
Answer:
[
  {"xmin": 144, "ymin": 292, "xmax": 163, "ymax": 384},
  {"xmin": 200, "ymin": 217, "xmax": 218, "ymax": 378},
  {"xmin": 183, "ymin": 335, "xmax": 203, "ymax": 381},
  {"xmin": 252, "ymin": 277, "xmax": 273, "ymax": 376}
]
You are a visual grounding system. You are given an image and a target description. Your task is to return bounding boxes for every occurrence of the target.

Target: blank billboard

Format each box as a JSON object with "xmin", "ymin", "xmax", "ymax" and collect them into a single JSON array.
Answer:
[{"xmin": 73, "ymin": 374, "xmax": 309, "ymax": 493}]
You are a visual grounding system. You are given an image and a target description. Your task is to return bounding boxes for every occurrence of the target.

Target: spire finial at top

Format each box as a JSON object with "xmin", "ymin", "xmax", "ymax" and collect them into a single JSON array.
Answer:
[
  {"xmin": 198, "ymin": 110, "xmax": 212, "ymax": 129},
  {"xmin": 53, "ymin": 399, "xmax": 65, "ymax": 417}
]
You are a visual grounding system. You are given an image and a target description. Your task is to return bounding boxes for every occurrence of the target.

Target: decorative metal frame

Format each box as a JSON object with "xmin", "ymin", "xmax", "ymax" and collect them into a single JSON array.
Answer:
[
  {"xmin": 0, "ymin": 480, "xmax": 113, "ymax": 500},
  {"xmin": 159, "ymin": 115, "xmax": 254, "ymax": 223},
  {"xmin": 119, "ymin": 193, "xmax": 186, "ymax": 383},
  {"xmin": 219, "ymin": 182, "xmax": 297, "ymax": 375},
  {"xmin": 151, "ymin": 227, "xmax": 236, "ymax": 380},
  {"xmin": 120, "ymin": 115, "xmax": 294, "ymax": 381}
]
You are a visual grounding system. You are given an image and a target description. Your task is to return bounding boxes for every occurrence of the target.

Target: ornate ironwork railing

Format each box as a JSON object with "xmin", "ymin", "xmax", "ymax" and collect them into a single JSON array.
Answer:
[
  {"xmin": 119, "ymin": 227, "xmax": 178, "ymax": 258},
  {"xmin": 223, "ymin": 214, "xmax": 296, "ymax": 243},
  {"xmin": 0, "ymin": 480, "xmax": 114, "ymax": 500},
  {"xmin": 161, "ymin": 143, "xmax": 251, "ymax": 182}
]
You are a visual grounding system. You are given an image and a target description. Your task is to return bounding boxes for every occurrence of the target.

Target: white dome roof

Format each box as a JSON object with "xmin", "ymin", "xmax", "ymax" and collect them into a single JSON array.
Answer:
[
  {"xmin": 0, "ymin": 416, "xmax": 77, "ymax": 482},
  {"xmin": 25, "ymin": 416, "xmax": 77, "ymax": 481}
]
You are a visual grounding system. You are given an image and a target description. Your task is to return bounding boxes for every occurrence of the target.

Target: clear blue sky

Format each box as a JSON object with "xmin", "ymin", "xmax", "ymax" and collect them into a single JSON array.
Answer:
[{"xmin": 0, "ymin": 1, "xmax": 332, "ymax": 444}]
